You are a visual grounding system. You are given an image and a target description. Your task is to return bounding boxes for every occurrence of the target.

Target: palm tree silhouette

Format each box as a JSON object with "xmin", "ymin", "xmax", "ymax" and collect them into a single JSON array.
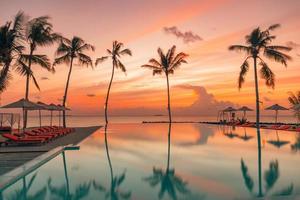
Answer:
[
  {"xmin": 21, "ymin": 15, "xmax": 59, "ymax": 128},
  {"xmin": 95, "ymin": 41, "xmax": 132, "ymax": 124},
  {"xmin": 240, "ymin": 132, "xmax": 294, "ymax": 198},
  {"xmin": 93, "ymin": 124, "xmax": 132, "ymax": 200},
  {"xmin": 0, "ymin": 11, "xmax": 25, "ymax": 93},
  {"xmin": 53, "ymin": 36, "xmax": 94, "ymax": 127},
  {"xmin": 229, "ymin": 24, "xmax": 291, "ymax": 131},
  {"xmin": 141, "ymin": 46, "xmax": 188, "ymax": 123},
  {"xmin": 143, "ymin": 123, "xmax": 191, "ymax": 200},
  {"xmin": 291, "ymin": 133, "xmax": 300, "ymax": 152},
  {"xmin": 47, "ymin": 151, "xmax": 91, "ymax": 200},
  {"xmin": 5, "ymin": 172, "xmax": 47, "ymax": 200},
  {"xmin": 288, "ymin": 91, "xmax": 300, "ymax": 123}
]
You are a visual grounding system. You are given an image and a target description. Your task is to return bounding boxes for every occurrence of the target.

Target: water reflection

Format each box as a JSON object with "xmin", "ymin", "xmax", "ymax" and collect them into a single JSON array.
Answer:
[
  {"xmin": 93, "ymin": 124, "xmax": 132, "ymax": 200},
  {"xmin": 47, "ymin": 151, "xmax": 91, "ymax": 200},
  {"xmin": 267, "ymin": 131, "xmax": 290, "ymax": 148},
  {"xmin": 237, "ymin": 127, "xmax": 253, "ymax": 141},
  {"xmin": 221, "ymin": 126, "xmax": 238, "ymax": 139},
  {"xmin": 179, "ymin": 125, "xmax": 214, "ymax": 146},
  {"xmin": 5, "ymin": 173, "xmax": 47, "ymax": 200},
  {"xmin": 291, "ymin": 133, "xmax": 300, "ymax": 152},
  {"xmin": 240, "ymin": 127, "xmax": 294, "ymax": 198},
  {"xmin": 143, "ymin": 123, "xmax": 204, "ymax": 200}
]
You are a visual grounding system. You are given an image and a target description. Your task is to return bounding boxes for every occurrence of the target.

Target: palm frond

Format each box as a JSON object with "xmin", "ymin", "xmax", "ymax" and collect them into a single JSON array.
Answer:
[
  {"xmin": 116, "ymin": 59, "xmax": 126, "ymax": 73},
  {"xmin": 267, "ymin": 45, "xmax": 292, "ymax": 52},
  {"xmin": 228, "ymin": 45, "xmax": 251, "ymax": 54},
  {"xmin": 78, "ymin": 53, "xmax": 93, "ymax": 68},
  {"xmin": 53, "ymin": 54, "xmax": 70, "ymax": 66},
  {"xmin": 21, "ymin": 54, "xmax": 52, "ymax": 71},
  {"xmin": 149, "ymin": 58, "xmax": 162, "ymax": 67},
  {"xmin": 141, "ymin": 64, "xmax": 161, "ymax": 70},
  {"xmin": 78, "ymin": 43, "xmax": 95, "ymax": 52},
  {"xmin": 259, "ymin": 61, "xmax": 275, "ymax": 88},
  {"xmin": 119, "ymin": 48, "xmax": 132, "ymax": 56},
  {"xmin": 238, "ymin": 59, "xmax": 249, "ymax": 89},
  {"xmin": 55, "ymin": 41, "xmax": 70, "ymax": 56},
  {"xmin": 0, "ymin": 66, "xmax": 12, "ymax": 93},
  {"xmin": 95, "ymin": 56, "xmax": 108, "ymax": 66},
  {"xmin": 268, "ymin": 24, "xmax": 281, "ymax": 31},
  {"xmin": 264, "ymin": 48, "xmax": 291, "ymax": 66}
]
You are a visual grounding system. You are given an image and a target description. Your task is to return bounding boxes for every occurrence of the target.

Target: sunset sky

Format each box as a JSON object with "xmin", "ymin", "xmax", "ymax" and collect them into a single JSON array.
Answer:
[{"xmin": 1, "ymin": 0, "xmax": 300, "ymax": 116}]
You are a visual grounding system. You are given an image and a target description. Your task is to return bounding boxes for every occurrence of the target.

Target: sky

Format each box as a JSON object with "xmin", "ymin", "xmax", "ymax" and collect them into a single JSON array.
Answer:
[{"xmin": 1, "ymin": 0, "xmax": 300, "ymax": 116}]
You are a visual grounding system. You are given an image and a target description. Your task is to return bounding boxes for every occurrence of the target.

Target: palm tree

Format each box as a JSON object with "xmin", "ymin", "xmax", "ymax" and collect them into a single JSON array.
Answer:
[
  {"xmin": 95, "ymin": 41, "xmax": 132, "ymax": 124},
  {"xmin": 53, "ymin": 36, "xmax": 94, "ymax": 127},
  {"xmin": 0, "ymin": 11, "xmax": 25, "ymax": 93},
  {"xmin": 22, "ymin": 16, "xmax": 59, "ymax": 128},
  {"xmin": 288, "ymin": 91, "xmax": 300, "ymax": 123},
  {"xmin": 141, "ymin": 46, "xmax": 188, "ymax": 122},
  {"xmin": 229, "ymin": 24, "xmax": 292, "ymax": 130},
  {"xmin": 24, "ymin": 16, "xmax": 59, "ymax": 99}
]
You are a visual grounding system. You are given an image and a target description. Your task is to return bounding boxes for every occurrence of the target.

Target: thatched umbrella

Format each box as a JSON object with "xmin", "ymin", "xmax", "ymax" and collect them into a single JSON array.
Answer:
[
  {"xmin": 1, "ymin": 98, "xmax": 43, "ymax": 129},
  {"xmin": 238, "ymin": 106, "xmax": 253, "ymax": 119},
  {"xmin": 265, "ymin": 104, "xmax": 289, "ymax": 123},
  {"xmin": 223, "ymin": 106, "xmax": 237, "ymax": 121},
  {"xmin": 237, "ymin": 128, "xmax": 253, "ymax": 141}
]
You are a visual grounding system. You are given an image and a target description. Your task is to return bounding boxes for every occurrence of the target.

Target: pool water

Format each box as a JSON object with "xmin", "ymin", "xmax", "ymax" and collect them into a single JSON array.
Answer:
[{"xmin": 1, "ymin": 123, "xmax": 300, "ymax": 200}]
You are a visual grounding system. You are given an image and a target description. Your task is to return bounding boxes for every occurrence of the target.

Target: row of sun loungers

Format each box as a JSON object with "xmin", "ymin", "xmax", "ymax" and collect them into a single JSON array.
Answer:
[
  {"xmin": 1, "ymin": 126, "xmax": 75, "ymax": 146},
  {"xmin": 225, "ymin": 122, "xmax": 300, "ymax": 132}
]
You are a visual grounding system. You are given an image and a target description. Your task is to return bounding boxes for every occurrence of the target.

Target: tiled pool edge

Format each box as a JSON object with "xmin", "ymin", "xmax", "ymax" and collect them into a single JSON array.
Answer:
[{"xmin": 0, "ymin": 145, "xmax": 68, "ymax": 191}]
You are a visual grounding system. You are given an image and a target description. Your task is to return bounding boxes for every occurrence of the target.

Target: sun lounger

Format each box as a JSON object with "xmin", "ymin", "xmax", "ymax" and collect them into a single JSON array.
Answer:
[
  {"xmin": 275, "ymin": 125, "xmax": 290, "ymax": 130},
  {"xmin": 2, "ymin": 133, "xmax": 46, "ymax": 145}
]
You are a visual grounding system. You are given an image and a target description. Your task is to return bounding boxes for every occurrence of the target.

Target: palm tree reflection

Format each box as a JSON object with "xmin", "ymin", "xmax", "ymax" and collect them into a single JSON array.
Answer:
[
  {"xmin": 5, "ymin": 173, "xmax": 47, "ymax": 200},
  {"xmin": 93, "ymin": 124, "xmax": 132, "ymax": 200},
  {"xmin": 240, "ymin": 127, "xmax": 294, "ymax": 198},
  {"xmin": 143, "ymin": 123, "xmax": 193, "ymax": 200},
  {"xmin": 47, "ymin": 151, "xmax": 91, "ymax": 200},
  {"xmin": 291, "ymin": 133, "xmax": 300, "ymax": 152}
]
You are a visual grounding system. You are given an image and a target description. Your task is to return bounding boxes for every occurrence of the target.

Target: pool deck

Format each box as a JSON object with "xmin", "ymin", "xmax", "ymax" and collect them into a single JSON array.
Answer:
[{"xmin": 0, "ymin": 126, "xmax": 101, "ymax": 176}]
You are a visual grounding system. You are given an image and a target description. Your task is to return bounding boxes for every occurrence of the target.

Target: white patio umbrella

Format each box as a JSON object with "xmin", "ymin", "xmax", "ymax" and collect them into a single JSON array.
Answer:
[
  {"xmin": 265, "ymin": 104, "xmax": 289, "ymax": 123},
  {"xmin": 238, "ymin": 106, "xmax": 253, "ymax": 119},
  {"xmin": 1, "ymin": 98, "xmax": 43, "ymax": 129}
]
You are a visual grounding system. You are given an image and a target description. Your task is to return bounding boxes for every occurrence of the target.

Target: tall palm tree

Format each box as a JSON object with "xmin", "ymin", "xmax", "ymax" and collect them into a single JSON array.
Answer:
[
  {"xmin": 141, "ymin": 46, "xmax": 188, "ymax": 123},
  {"xmin": 288, "ymin": 91, "xmax": 300, "ymax": 123},
  {"xmin": 228, "ymin": 24, "xmax": 292, "ymax": 130},
  {"xmin": 22, "ymin": 16, "xmax": 59, "ymax": 128},
  {"xmin": 95, "ymin": 41, "xmax": 132, "ymax": 124},
  {"xmin": 0, "ymin": 11, "xmax": 25, "ymax": 93},
  {"xmin": 24, "ymin": 15, "xmax": 59, "ymax": 100},
  {"xmin": 53, "ymin": 36, "xmax": 94, "ymax": 127}
]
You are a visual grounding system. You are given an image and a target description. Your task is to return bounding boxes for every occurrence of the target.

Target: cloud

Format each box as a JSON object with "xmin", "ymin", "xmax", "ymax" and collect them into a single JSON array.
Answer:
[
  {"xmin": 173, "ymin": 85, "xmax": 238, "ymax": 115},
  {"xmin": 40, "ymin": 77, "xmax": 49, "ymax": 80},
  {"xmin": 286, "ymin": 41, "xmax": 300, "ymax": 49},
  {"xmin": 87, "ymin": 94, "xmax": 96, "ymax": 97},
  {"xmin": 163, "ymin": 26, "xmax": 203, "ymax": 43}
]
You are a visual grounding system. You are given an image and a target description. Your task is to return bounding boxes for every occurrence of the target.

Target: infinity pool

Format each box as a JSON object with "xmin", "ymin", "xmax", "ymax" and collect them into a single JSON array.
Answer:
[{"xmin": 1, "ymin": 123, "xmax": 300, "ymax": 200}]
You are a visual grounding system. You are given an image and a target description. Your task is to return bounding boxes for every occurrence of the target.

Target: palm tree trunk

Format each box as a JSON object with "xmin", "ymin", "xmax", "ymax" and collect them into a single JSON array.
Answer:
[
  {"xmin": 104, "ymin": 63, "xmax": 115, "ymax": 124},
  {"xmin": 62, "ymin": 57, "xmax": 74, "ymax": 128},
  {"xmin": 253, "ymin": 56, "xmax": 263, "ymax": 197},
  {"xmin": 24, "ymin": 48, "xmax": 34, "ymax": 128},
  {"xmin": 166, "ymin": 73, "xmax": 172, "ymax": 123}
]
